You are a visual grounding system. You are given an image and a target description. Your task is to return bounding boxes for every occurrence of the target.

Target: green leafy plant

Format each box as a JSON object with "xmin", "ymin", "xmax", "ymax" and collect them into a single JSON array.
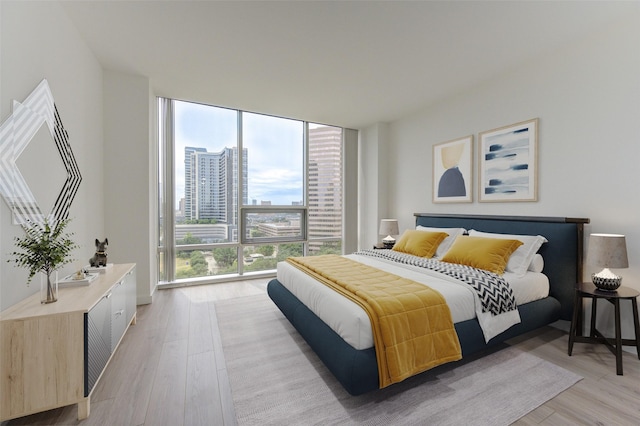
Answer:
[{"xmin": 7, "ymin": 218, "xmax": 78, "ymax": 302}]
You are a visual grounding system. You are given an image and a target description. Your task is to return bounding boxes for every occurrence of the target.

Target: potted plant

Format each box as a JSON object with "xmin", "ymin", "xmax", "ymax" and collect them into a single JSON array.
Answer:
[{"xmin": 7, "ymin": 218, "xmax": 78, "ymax": 303}]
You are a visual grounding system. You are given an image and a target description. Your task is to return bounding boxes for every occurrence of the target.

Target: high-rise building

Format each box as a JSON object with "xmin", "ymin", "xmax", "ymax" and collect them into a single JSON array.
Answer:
[
  {"xmin": 308, "ymin": 126, "xmax": 342, "ymax": 252},
  {"xmin": 177, "ymin": 197, "xmax": 185, "ymax": 219},
  {"xmin": 184, "ymin": 146, "xmax": 247, "ymax": 224},
  {"xmin": 184, "ymin": 146, "xmax": 206, "ymax": 221}
]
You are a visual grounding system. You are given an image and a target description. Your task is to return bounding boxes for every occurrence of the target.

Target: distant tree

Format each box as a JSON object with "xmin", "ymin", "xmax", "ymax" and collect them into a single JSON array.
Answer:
[
  {"xmin": 176, "ymin": 233, "xmax": 203, "ymax": 258},
  {"xmin": 245, "ymin": 257, "xmax": 277, "ymax": 272},
  {"xmin": 317, "ymin": 242, "xmax": 341, "ymax": 255},
  {"xmin": 212, "ymin": 247, "xmax": 237, "ymax": 268},
  {"xmin": 189, "ymin": 251, "xmax": 209, "ymax": 275},
  {"xmin": 177, "ymin": 232, "xmax": 203, "ymax": 245},
  {"xmin": 176, "ymin": 250, "xmax": 190, "ymax": 259},
  {"xmin": 257, "ymin": 245, "xmax": 275, "ymax": 257},
  {"xmin": 276, "ymin": 243, "xmax": 303, "ymax": 261},
  {"xmin": 184, "ymin": 218, "xmax": 218, "ymax": 224},
  {"xmin": 175, "ymin": 250, "xmax": 209, "ymax": 278},
  {"xmin": 189, "ymin": 250, "xmax": 207, "ymax": 266},
  {"xmin": 217, "ymin": 259, "xmax": 238, "ymax": 275}
]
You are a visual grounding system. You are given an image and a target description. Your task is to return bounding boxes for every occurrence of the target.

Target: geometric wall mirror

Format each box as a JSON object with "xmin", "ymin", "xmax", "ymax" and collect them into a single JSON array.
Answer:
[{"xmin": 0, "ymin": 79, "xmax": 81, "ymax": 226}]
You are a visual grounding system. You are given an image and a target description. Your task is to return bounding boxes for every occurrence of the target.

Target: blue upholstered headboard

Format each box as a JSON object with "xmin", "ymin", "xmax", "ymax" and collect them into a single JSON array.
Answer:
[{"xmin": 414, "ymin": 213, "xmax": 589, "ymax": 320}]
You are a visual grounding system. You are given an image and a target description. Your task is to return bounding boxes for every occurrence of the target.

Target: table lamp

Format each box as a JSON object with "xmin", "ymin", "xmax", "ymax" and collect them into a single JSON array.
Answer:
[
  {"xmin": 586, "ymin": 233, "xmax": 628, "ymax": 291},
  {"xmin": 379, "ymin": 219, "xmax": 399, "ymax": 248}
]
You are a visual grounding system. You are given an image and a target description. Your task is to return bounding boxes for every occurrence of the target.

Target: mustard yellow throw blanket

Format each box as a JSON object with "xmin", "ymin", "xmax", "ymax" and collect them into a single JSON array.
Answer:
[{"xmin": 286, "ymin": 255, "xmax": 462, "ymax": 388}]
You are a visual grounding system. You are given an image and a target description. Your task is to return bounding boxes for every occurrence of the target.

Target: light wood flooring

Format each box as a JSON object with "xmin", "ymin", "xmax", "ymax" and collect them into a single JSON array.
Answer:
[{"xmin": 3, "ymin": 279, "xmax": 639, "ymax": 425}]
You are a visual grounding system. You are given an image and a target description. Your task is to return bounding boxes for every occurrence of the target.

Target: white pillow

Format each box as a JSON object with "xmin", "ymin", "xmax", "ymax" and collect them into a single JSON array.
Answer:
[
  {"xmin": 416, "ymin": 226, "xmax": 466, "ymax": 258},
  {"xmin": 528, "ymin": 253, "xmax": 544, "ymax": 273},
  {"xmin": 468, "ymin": 229, "xmax": 548, "ymax": 277}
]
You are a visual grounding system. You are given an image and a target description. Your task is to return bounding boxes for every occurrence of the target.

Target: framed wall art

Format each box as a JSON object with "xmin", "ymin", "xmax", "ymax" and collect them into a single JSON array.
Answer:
[
  {"xmin": 432, "ymin": 135, "xmax": 473, "ymax": 203},
  {"xmin": 478, "ymin": 118, "xmax": 538, "ymax": 202},
  {"xmin": 0, "ymin": 79, "xmax": 82, "ymax": 225}
]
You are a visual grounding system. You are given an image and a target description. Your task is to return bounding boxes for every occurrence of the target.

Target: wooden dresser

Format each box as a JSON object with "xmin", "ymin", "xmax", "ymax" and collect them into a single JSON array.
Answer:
[{"xmin": 0, "ymin": 263, "xmax": 137, "ymax": 421}]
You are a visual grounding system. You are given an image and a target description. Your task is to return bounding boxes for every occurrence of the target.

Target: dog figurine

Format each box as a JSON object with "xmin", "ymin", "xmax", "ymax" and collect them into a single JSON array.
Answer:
[{"xmin": 89, "ymin": 238, "xmax": 109, "ymax": 267}]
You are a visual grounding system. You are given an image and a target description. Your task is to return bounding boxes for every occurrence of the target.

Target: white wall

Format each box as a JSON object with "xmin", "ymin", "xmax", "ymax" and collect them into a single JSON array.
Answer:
[
  {"xmin": 361, "ymin": 11, "xmax": 640, "ymax": 343},
  {"xmin": 358, "ymin": 122, "xmax": 391, "ymax": 250},
  {"xmin": 0, "ymin": 3, "xmax": 156, "ymax": 310},
  {"xmin": 103, "ymin": 71, "xmax": 157, "ymax": 304},
  {"xmin": 0, "ymin": 1, "xmax": 104, "ymax": 310}
]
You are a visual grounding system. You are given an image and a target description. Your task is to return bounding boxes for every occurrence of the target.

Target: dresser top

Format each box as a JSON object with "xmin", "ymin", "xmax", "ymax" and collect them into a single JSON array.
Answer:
[{"xmin": 0, "ymin": 263, "xmax": 136, "ymax": 321}]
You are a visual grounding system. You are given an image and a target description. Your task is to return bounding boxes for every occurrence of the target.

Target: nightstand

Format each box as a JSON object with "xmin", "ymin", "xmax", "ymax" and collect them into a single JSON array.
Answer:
[
  {"xmin": 373, "ymin": 243, "xmax": 393, "ymax": 249},
  {"xmin": 568, "ymin": 282, "xmax": 640, "ymax": 375}
]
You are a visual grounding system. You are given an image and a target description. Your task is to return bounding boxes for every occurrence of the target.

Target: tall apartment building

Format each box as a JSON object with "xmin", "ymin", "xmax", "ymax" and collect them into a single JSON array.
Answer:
[
  {"xmin": 184, "ymin": 146, "xmax": 247, "ymax": 224},
  {"xmin": 184, "ymin": 146, "xmax": 206, "ymax": 220},
  {"xmin": 308, "ymin": 126, "xmax": 342, "ymax": 251}
]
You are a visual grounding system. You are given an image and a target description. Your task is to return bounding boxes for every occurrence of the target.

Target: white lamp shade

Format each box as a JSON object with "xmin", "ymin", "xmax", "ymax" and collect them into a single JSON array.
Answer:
[
  {"xmin": 586, "ymin": 233, "xmax": 629, "ymax": 269},
  {"xmin": 379, "ymin": 219, "xmax": 399, "ymax": 237}
]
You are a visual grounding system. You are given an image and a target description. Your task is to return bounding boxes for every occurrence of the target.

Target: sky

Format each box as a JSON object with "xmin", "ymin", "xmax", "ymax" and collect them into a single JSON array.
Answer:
[{"xmin": 173, "ymin": 100, "xmax": 305, "ymax": 206}]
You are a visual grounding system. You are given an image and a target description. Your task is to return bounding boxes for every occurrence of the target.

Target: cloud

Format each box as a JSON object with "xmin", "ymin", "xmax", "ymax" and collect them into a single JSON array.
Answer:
[
  {"xmin": 248, "ymin": 168, "xmax": 303, "ymax": 204},
  {"xmin": 171, "ymin": 100, "xmax": 305, "ymax": 206}
]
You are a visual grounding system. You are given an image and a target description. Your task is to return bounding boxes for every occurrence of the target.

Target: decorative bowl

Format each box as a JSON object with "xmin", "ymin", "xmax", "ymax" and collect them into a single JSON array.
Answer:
[{"xmin": 592, "ymin": 274, "xmax": 622, "ymax": 291}]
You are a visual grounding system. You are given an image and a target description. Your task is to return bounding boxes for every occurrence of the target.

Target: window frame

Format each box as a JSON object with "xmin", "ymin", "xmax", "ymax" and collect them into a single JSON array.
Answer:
[
  {"xmin": 240, "ymin": 206, "xmax": 308, "ymax": 245},
  {"xmin": 157, "ymin": 97, "xmax": 347, "ymax": 286}
]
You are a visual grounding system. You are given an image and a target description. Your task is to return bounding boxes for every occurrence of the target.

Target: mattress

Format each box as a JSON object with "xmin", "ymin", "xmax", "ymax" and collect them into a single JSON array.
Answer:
[{"xmin": 277, "ymin": 253, "xmax": 549, "ymax": 350}]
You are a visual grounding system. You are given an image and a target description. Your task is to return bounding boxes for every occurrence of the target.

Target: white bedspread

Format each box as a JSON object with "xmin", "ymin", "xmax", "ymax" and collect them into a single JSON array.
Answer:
[{"xmin": 276, "ymin": 253, "xmax": 549, "ymax": 350}]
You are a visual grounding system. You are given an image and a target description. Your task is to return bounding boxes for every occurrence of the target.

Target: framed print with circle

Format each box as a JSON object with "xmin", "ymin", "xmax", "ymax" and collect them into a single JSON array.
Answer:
[
  {"xmin": 478, "ymin": 118, "xmax": 538, "ymax": 202},
  {"xmin": 432, "ymin": 135, "xmax": 473, "ymax": 203}
]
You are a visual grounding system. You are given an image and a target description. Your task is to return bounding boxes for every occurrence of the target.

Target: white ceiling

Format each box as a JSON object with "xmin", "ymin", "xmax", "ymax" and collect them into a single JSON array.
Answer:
[{"xmin": 60, "ymin": 1, "xmax": 634, "ymax": 129}]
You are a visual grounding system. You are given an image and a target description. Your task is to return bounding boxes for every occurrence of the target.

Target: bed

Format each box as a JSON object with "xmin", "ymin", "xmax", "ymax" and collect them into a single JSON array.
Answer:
[{"xmin": 267, "ymin": 213, "xmax": 589, "ymax": 395}]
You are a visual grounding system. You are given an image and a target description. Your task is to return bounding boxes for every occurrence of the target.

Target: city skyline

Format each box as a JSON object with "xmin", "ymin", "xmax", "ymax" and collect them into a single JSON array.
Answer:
[
  {"xmin": 178, "ymin": 142, "xmax": 304, "ymax": 221},
  {"xmin": 174, "ymin": 100, "xmax": 304, "ymax": 206}
]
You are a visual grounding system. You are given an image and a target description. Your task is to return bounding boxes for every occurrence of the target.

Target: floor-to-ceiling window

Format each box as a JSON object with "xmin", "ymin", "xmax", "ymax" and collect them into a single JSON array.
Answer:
[{"xmin": 157, "ymin": 98, "xmax": 346, "ymax": 286}]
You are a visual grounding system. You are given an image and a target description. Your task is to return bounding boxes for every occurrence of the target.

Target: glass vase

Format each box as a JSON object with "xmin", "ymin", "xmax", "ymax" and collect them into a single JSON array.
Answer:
[{"xmin": 40, "ymin": 271, "xmax": 58, "ymax": 304}]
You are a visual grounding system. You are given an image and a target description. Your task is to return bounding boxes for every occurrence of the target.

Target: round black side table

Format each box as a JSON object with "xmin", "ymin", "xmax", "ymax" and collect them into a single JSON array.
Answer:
[{"xmin": 568, "ymin": 282, "xmax": 640, "ymax": 375}]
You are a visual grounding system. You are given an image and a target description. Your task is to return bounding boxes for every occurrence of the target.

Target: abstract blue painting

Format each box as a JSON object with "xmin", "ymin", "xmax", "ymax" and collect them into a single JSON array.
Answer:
[{"xmin": 479, "ymin": 118, "xmax": 538, "ymax": 202}]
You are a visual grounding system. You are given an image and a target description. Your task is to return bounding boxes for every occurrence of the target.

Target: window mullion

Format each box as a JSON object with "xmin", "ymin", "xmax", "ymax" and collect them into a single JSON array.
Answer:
[
  {"xmin": 303, "ymin": 122, "xmax": 310, "ymax": 256},
  {"xmin": 163, "ymin": 98, "xmax": 176, "ymax": 282},
  {"xmin": 237, "ymin": 111, "xmax": 244, "ymax": 275}
]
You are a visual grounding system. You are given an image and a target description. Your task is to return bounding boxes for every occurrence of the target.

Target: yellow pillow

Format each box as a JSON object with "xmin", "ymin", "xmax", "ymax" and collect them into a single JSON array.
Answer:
[
  {"xmin": 441, "ymin": 235, "xmax": 523, "ymax": 274},
  {"xmin": 392, "ymin": 230, "xmax": 448, "ymax": 258}
]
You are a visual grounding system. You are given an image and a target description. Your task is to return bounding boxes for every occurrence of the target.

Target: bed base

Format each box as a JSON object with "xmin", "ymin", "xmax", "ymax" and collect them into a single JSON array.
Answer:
[
  {"xmin": 268, "ymin": 213, "xmax": 588, "ymax": 395},
  {"xmin": 268, "ymin": 278, "xmax": 560, "ymax": 395}
]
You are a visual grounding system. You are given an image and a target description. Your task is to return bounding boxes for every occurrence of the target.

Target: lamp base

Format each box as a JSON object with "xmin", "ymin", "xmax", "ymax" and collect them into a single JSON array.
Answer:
[
  {"xmin": 382, "ymin": 236, "xmax": 396, "ymax": 249},
  {"xmin": 592, "ymin": 273, "xmax": 622, "ymax": 292}
]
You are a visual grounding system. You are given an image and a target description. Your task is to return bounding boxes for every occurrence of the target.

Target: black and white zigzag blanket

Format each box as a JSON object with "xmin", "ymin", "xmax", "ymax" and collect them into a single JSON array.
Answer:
[{"xmin": 354, "ymin": 249, "xmax": 517, "ymax": 316}]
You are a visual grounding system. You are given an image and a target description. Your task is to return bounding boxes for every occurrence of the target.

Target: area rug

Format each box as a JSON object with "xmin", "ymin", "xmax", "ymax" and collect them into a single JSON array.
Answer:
[{"xmin": 216, "ymin": 294, "xmax": 581, "ymax": 426}]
